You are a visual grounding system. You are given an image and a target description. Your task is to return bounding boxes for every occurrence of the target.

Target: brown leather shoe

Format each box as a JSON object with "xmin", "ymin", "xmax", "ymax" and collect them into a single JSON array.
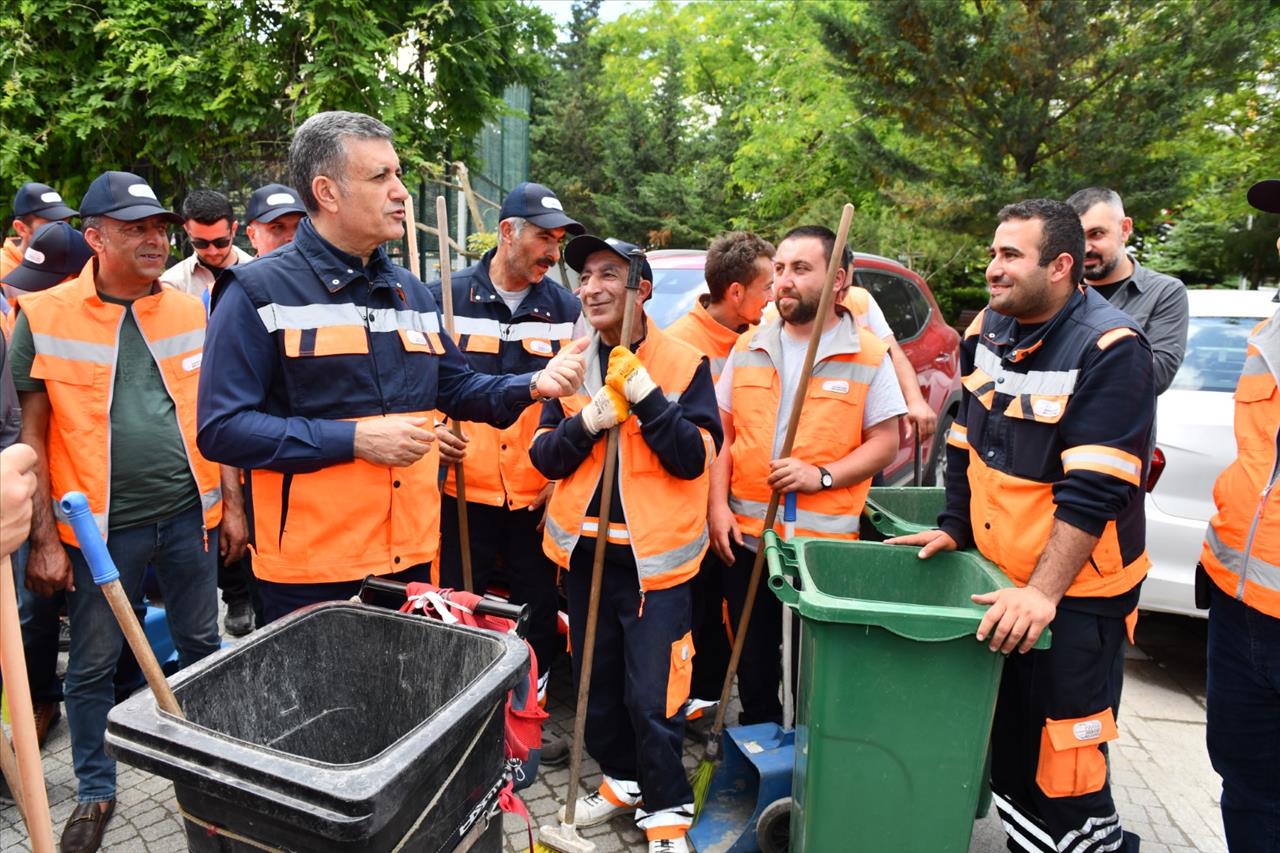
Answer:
[
  {"xmin": 33, "ymin": 700, "xmax": 61, "ymax": 747},
  {"xmin": 60, "ymin": 798, "xmax": 114, "ymax": 853}
]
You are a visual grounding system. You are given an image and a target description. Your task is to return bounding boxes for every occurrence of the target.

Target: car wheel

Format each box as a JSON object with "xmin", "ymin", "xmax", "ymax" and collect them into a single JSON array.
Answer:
[{"xmin": 922, "ymin": 410, "xmax": 954, "ymax": 486}]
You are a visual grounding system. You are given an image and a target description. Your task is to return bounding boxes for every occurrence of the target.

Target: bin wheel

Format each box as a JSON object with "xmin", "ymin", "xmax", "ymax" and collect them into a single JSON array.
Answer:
[{"xmin": 756, "ymin": 796, "xmax": 792, "ymax": 853}]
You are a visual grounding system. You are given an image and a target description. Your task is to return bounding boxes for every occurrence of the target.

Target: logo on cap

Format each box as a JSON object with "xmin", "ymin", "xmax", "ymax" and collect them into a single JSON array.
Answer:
[
  {"xmin": 40, "ymin": 192, "xmax": 62, "ymax": 204},
  {"xmin": 541, "ymin": 196, "xmax": 564, "ymax": 211},
  {"xmin": 128, "ymin": 184, "xmax": 158, "ymax": 200},
  {"xmin": 266, "ymin": 192, "xmax": 297, "ymax": 206},
  {"xmin": 24, "ymin": 248, "xmax": 46, "ymax": 265}
]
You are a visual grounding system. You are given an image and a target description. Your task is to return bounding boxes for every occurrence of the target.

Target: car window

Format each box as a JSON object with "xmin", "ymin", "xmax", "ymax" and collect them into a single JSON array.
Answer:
[
  {"xmin": 647, "ymin": 268, "xmax": 708, "ymax": 329},
  {"xmin": 1171, "ymin": 316, "xmax": 1256, "ymax": 392},
  {"xmin": 856, "ymin": 271, "xmax": 926, "ymax": 341}
]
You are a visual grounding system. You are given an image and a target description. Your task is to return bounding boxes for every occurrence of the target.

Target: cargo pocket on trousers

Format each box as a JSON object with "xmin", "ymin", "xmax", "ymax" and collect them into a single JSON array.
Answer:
[
  {"xmin": 666, "ymin": 631, "xmax": 695, "ymax": 718},
  {"xmin": 1035, "ymin": 709, "xmax": 1119, "ymax": 798}
]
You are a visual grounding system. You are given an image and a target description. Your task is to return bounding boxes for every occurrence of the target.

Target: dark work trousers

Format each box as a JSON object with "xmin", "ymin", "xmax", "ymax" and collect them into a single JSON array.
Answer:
[
  {"xmin": 689, "ymin": 550, "xmax": 731, "ymax": 703},
  {"xmin": 438, "ymin": 495, "xmax": 564, "ymax": 679},
  {"xmin": 1207, "ymin": 583, "xmax": 1280, "ymax": 853},
  {"xmin": 990, "ymin": 607, "xmax": 1136, "ymax": 853},
  {"xmin": 218, "ymin": 553, "xmax": 259, "ymax": 613},
  {"xmin": 565, "ymin": 541, "xmax": 693, "ymax": 815},
  {"xmin": 722, "ymin": 542, "xmax": 783, "ymax": 726},
  {"xmin": 256, "ymin": 561, "xmax": 431, "ymax": 625}
]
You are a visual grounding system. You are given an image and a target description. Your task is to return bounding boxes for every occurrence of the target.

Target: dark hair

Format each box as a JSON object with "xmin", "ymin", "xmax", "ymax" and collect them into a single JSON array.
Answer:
[
  {"xmin": 704, "ymin": 231, "xmax": 775, "ymax": 301},
  {"xmin": 1065, "ymin": 187, "xmax": 1124, "ymax": 217},
  {"xmin": 17, "ymin": 214, "xmax": 38, "ymax": 227},
  {"xmin": 289, "ymin": 111, "xmax": 394, "ymax": 212},
  {"xmin": 181, "ymin": 190, "xmax": 233, "ymax": 226},
  {"xmin": 996, "ymin": 199, "xmax": 1085, "ymax": 285},
  {"xmin": 780, "ymin": 224, "xmax": 851, "ymax": 270}
]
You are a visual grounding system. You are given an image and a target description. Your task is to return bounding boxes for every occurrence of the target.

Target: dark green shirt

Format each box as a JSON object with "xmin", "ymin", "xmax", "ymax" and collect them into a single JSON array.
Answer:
[{"xmin": 9, "ymin": 298, "xmax": 199, "ymax": 529}]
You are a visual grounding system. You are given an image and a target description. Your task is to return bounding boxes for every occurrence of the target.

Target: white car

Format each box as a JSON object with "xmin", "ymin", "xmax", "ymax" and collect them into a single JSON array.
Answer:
[{"xmin": 1141, "ymin": 288, "xmax": 1279, "ymax": 617}]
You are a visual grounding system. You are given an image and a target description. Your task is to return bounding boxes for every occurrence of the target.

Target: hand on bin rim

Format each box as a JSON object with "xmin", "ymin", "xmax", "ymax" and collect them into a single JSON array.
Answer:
[
  {"xmin": 606, "ymin": 345, "xmax": 658, "ymax": 404},
  {"xmin": 581, "ymin": 385, "xmax": 630, "ymax": 436}
]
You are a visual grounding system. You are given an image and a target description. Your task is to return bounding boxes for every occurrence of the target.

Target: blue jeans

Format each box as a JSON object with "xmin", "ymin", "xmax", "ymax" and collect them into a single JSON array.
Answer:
[
  {"xmin": 1207, "ymin": 583, "xmax": 1280, "ymax": 853},
  {"xmin": 64, "ymin": 503, "xmax": 220, "ymax": 802}
]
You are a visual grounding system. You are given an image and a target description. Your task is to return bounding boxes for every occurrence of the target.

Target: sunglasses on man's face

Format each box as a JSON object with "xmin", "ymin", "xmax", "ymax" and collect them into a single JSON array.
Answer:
[{"xmin": 191, "ymin": 236, "xmax": 232, "ymax": 249}]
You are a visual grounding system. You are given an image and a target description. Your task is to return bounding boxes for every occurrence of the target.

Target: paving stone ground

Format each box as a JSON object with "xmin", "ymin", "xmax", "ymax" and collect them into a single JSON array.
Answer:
[{"xmin": 2, "ymin": 611, "xmax": 1226, "ymax": 852}]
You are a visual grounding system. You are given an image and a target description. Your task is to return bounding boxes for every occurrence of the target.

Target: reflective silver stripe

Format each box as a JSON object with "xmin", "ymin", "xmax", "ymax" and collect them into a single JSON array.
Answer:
[
  {"xmin": 709, "ymin": 356, "xmax": 728, "ymax": 377},
  {"xmin": 729, "ymin": 496, "xmax": 858, "ymax": 535},
  {"xmin": 544, "ymin": 512, "xmax": 578, "ymax": 558},
  {"xmin": 947, "ymin": 425, "xmax": 969, "ymax": 447},
  {"xmin": 991, "ymin": 792, "xmax": 1056, "ymax": 853},
  {"xmin": 734, "ymin": 349, "xmax": 774, "ymax": 369},
  {"xmin": 811, "ymin": 359, "xmax": 879, "ymax": 385},
  {"xmin": 200, "ymin": 486, "xmax": 223, "ymax": 513},
  {"xmin": 1060, "ymin": 449, "xmax": 1140, "ymax": 479},
  {"xmin": 52, "ymin": 500, "xmax": 108, "ymax": 536},
  {"xmin": 635, "ymin": 529, "xmax": 708, "ymax": 581},
  {"xmin": 30, "ymin": 333, "xmax": 114, "ymax": 365},
  {"xmin": 581, "ymin": 519, "xmax": 630, "ymax": 541},
  {"xmin": 149, "ymin": 328, "xmax": 205, "ymax": 359},
  {"xmin": 1061, "ymin": 812, "xmax": 1122, "ymax": 853},
  {"xmin": 1242, "ymin": 353, "xmax": 1269, "ymax": 376},
  {"xmin": 975, "ymin": 345, "xmax": 1078, "ymax": 396},
  {"xmin": 256, "ymin": 303, "xmax": 441, "ymax": 334},
  {"xmin": 452, "ymin": 316, "xmax": 574, "ymax": 341},
  {"xmin": 1206, "ymin": 525, "xmax": 1280, "ymax": 593}
]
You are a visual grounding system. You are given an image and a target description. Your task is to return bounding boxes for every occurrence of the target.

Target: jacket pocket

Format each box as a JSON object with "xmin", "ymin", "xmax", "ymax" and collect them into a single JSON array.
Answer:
[
  {"xmin": 1035, "ymin": 710, "xmax": 1118, "ymax": 798},
  {"xmin": 666, "ymin": 631, "xmax": 695, "ymax": 718},
  {"xmin": 283, "ymin": 326, "xmax": 369, "ymax": 357}
]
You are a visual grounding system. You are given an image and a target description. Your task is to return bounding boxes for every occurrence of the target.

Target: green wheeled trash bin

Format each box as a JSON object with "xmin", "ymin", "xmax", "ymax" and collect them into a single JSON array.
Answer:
[
  {"xmin": 765, "ymin": 533, "xmax": 1048, "ymax": 853},
  {"xmin": 860, "ymin": 485, "xmax": 947, "ymax": 540}
]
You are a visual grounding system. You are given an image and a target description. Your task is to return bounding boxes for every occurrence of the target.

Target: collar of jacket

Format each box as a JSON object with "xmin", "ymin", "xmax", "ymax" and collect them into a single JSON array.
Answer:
[
  {"xmin": 982, "ymin": 286, "xmax": 1089, "ymax": 363},
  {"xmin": 746, "ymin": 311, "xmax": 861, "ymax": 368},
  {"xmin": 465, "ymin": 248, "xmax": 562, "ymax": 323},
  {"xmin": 293, "ymin": 217, "xmax": 399, "ymax": 295}
]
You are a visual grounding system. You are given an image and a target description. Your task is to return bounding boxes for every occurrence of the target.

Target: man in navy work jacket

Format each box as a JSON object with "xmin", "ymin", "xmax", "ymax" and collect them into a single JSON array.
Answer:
[
  {"xmin": 197, "ymin": 111, "xmax": 587, "ymax": 623},
  {"xmin": 426, "ymin": 181, "xmax": 584, "ymax": 710}
]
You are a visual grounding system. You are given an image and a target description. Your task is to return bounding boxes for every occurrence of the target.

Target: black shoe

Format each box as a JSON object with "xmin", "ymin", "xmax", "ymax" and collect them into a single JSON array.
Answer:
[
  {"xmin": 60, "ymin": 798, "xmax": 115, "ymax": 853},
  {"xmin": 224, "ymin": 600, "xmax": 254, "ymax": 637},
  {"xmin": 541, "ymin": 735, "xmax": 570, "ymax": 767}
]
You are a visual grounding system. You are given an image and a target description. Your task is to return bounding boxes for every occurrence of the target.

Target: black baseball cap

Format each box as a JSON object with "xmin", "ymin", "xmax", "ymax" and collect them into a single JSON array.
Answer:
[
  {"xmin": 1, "ymin": 221, "xmax": 93, "ymax": 292},
  {"xmin": 564, "ymin": 235, "xmax": 652, "ymax": 281},
  {"xmin": 498, "ymin": 182, "xmax": 585, "ymax": 235},
  {"xmin": 13, "ymin": 183, "xmax": 77, "ymax": 220},
  {"xmin": 245, "ymin": 183, "xmax": 306, "ymax": 225},
  {"xmin": 78, "ymin": 171, "xmax": 182, "ymax": 224},
  {"xmin": 1247, "ymin": 180, "xmax": 1280, "ymax": 215}
]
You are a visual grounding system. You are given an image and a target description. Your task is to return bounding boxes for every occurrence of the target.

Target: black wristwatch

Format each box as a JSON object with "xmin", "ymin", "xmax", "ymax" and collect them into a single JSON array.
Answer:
[{"xmin": 817, "ymin": 466, "xmax": 833, "ymax": 489}]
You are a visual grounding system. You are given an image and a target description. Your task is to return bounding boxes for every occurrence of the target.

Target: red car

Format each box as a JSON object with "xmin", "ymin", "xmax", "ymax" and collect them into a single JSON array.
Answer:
[{"xmin": 645, "ymin": 249, "xmax": 962, "ymax": 486}]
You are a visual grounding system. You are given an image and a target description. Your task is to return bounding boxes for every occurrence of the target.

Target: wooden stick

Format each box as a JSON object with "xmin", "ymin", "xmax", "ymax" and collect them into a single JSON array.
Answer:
[
  {"xmin": 435, "ymin": 195, "xmax": 475, "ymax": 594},
  {"xmin": 453, "ymin": 163, "xmax": 484, "ymax": 231},
  {"xmin": 0, "ymin": 554, "xmax": 55, "ymax": 852},
  {"xmin": 0, "ymin": 727, "xmax": 28, "ymax": 827},
  {"xmin": 403, "ymin": 193, "xmax": 422, "ymax": 280},
  {"xmin": 705, "ymin": 203, "xmax": 855, "ymax": 759},
  {"xmin": 563, "ymin": 248, "xmax": 645, "ymax": 827}
]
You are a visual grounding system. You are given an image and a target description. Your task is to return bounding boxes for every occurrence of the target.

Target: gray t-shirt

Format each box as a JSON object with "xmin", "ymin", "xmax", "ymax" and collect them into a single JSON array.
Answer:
[{"xmin": 497, "ymin": 285, "xmax": 530, "ymax": 317}]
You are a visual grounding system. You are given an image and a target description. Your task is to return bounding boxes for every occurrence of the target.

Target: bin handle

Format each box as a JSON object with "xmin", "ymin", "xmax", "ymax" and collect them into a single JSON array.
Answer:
[{"xmin": 763, "ymin": 530, "xmax": 800, "ymax": 607}]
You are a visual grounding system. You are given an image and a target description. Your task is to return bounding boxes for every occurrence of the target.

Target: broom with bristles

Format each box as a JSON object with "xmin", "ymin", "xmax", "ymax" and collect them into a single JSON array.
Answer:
[{"xmin": 692, "ymin": 203, "xmax": 855, "ymax": 816}]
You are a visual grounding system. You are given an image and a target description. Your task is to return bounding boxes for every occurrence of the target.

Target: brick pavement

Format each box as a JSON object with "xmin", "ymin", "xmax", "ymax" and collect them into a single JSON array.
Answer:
[{"xmin": 2, "ymin": 615, "xmax": 1227, "ymax": 852}]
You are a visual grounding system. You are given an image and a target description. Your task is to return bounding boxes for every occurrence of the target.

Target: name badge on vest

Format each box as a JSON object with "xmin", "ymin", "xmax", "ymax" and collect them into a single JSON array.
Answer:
[
  {"xmin": 182, "ymin": 353, "xmax": 203, "ymax": 372},
  {"xmin": 405, "ymin": 329, "xmax": 427, "ymax": 346},
  {"xmin": 529, "ymin": 339, "xmax": 552, "ymax": 354},
  {"xmin": 822, "ymin": 379, "xmax": 849, "ymax": 394}
]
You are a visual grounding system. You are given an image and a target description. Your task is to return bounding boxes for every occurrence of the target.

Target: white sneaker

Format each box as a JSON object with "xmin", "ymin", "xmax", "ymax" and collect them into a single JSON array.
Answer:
[
  {"xmin": 556, "ymin": 790, "xmax": 640, "ymax": 827},
  {"xmin": 649, "ymin": 837, "xmax": 690, "ymax": 853},
  {"xmin": 684, "ymin": 697, "xmax": 718, "ymax": 721}
]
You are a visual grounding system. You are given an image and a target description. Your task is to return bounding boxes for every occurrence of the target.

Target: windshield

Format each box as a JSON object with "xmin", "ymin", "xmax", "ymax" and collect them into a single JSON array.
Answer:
[
  {"xmin": 647, "ymin": 268, "xmax": 708, "ymax": 329},
  {"xmin": 1170, "ymin": 316, "xmax": 1257, "ymax": 392}
]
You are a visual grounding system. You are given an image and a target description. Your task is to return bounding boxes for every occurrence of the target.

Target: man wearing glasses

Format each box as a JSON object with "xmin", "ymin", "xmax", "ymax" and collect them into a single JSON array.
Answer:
[{"xmin": 160, "ymin": 189, "xmax": 253, "ymax": 303}]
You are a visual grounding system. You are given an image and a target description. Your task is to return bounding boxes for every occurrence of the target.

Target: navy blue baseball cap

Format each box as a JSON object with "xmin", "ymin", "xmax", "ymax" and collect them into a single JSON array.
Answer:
[
  {"xmin": 564, "ymin": 235, "xmax": 652, "ymax": 281},
  {"xmin": 498, "ymin": 182, "xmax": 585, "ymax": 235},
  {"xmin": 79, "ymin": 171, "xmax": 181, "ymax": 224},
  {"xmin": 13, "ymin": 183, "xmax": 77, "ymax": 220},
  {"xmin": 1, "ymin": 221, "xmax": 93, "ymax": 292},
  {"xmin": 1248, "ymin": 180, "xmax": 1280, "ymax": 215},
  {"xmin": 245, "ymin": 183, "xmax": 306, "ymax": 225}
]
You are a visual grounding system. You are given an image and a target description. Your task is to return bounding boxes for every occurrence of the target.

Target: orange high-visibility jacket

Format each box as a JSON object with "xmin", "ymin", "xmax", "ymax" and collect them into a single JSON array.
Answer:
[
  {"xmin": 667, "ymin": 296, "xmax": 743, "ymax": 385},
  {"xmin": 1202, "ymin": 313, "xmax": 1280, "ymax": 618},
  {"xmin": 728, "ymin": 314, "xmax": 888, "ymax": 540},
  {"xmin": 21, "ymin": 262, "xmax": 222, "ymax": 544},
  {"xmin": 540, "ymin": 324, "xmax": 715, "ymax": 591},
  {"xmin": 0, "ymin": 237, "xmax": 21, "ymax": 280}
]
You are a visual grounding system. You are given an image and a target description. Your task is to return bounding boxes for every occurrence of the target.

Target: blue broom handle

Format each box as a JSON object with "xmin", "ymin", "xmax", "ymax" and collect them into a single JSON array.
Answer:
[{"xmin": 59, "ymin": 492, "xmax": 119, "ymax": 585}]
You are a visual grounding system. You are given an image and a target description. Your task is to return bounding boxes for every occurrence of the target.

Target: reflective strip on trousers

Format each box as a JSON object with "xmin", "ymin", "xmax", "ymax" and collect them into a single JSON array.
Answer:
[
  {"xmin": 1205, "ymin": 524, "xmax": 1280, "ymax": 594},
  {"xmin": 729, "ymin": 495, "xmax": 859, "ymax": 536}
]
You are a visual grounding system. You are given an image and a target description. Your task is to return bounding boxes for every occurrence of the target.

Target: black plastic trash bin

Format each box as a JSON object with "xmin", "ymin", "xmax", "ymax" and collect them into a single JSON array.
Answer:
[{"xmin": 106, "ymin": 601, "xmax": 527, "ymax": 852}]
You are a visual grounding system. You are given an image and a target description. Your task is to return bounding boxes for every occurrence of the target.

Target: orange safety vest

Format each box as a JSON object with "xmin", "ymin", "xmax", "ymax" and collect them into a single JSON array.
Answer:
[
  {"xmin": 844, "ymin": 286, "xmax": 873, "ymax": 331},
  {"xmin": 540, "ymin": 321, "xmax": 714, "ymax": 591},
  {"xmin": 0, "ymin": 237, "xmax": 21, "ymax": 280},
  {"xmin": 1201, "ymin": 314, "xmax": 1280, "ymax": 618},
  {"xmin": 20, "ymin": 261, "xmax": 222, "ymax": 544},
  {"xmin": 728, "ymin": 314, "xmax": 888, "ymax": 539},
  {"xmin": 666, "ymin": 296, "xmax": 743, "ymax": 385}
]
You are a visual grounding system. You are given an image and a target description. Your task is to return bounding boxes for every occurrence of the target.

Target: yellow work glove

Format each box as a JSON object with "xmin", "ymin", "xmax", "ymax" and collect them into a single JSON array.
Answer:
[
  {"xmin": 580, "ymin": 385, "xmax": 630, "ymax": 436},
  {"xmin": 606, "ymin": 345, "xmax": 659, "ymax": 404}
]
